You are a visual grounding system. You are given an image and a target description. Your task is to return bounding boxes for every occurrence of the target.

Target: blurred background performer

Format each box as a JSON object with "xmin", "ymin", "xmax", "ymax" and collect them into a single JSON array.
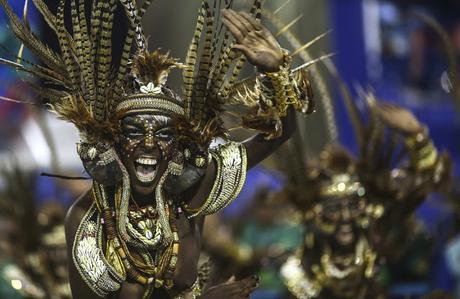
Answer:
[
  {"xmin": 0, "ymin": 0, "xmax": 315, "ymax": 298},
  {"xmin": 278, "ymin": 95, "xmax": 451, "ymax": 299}
]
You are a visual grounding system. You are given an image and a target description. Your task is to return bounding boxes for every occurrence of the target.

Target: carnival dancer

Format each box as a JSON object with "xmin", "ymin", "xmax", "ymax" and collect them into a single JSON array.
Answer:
[
  {"xmin": 280, "ymin": 98, "xmax": 450, "ymax": 299},
  {"xmin": 0, "ymin": 0, "xmax": 315, "ymax": 298}
]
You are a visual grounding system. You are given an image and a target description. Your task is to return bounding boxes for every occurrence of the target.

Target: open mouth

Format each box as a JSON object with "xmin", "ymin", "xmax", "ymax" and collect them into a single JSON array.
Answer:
[
  {"xmin": 336, "ymin": 224, "xmax": 354, "ymax": 245},
  {"xmin": 135, "ymin": 156, "xmax": 158, "ymax": 183}
]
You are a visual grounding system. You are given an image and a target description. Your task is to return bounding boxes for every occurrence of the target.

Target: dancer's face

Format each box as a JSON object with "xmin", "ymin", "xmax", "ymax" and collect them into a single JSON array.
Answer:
[
  {"xmin": 314, "ymin": 195, "xmax": 367, "ymax": 248},
  {"xmin": 119, "ymin": 114, "xmax": 175, "ymax": 196}
]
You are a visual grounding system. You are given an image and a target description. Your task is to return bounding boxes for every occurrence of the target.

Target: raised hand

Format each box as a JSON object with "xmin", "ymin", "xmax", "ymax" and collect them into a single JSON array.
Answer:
[
  {"xmin": 222, "ymin": 9, "xmax": 284, "ymax": 73},
  {"xmin": 200, "ymin": 275, "xmax": 259, "ymax": 299},
  {"xmin": 376, "ymin": 102, "xmax": 424, "ymax": 135}
]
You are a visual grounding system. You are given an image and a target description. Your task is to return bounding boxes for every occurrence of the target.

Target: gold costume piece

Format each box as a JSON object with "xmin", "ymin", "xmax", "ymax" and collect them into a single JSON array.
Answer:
[{"xmin": 0, "ymin": 0, "xmax": 315, "ymax": 297}]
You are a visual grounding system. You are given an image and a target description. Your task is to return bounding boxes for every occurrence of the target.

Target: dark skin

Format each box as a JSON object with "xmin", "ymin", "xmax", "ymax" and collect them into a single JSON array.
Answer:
[
  {"xmin": 376, "ymin": 103, "xmax": 423, "ymax": 135},
  {"xmin": 290, "ymin": 194, "xmax": 372, "ymax": 299},
  {"xmin": 314, "ymin": 196, "xmax": 367, "ymax": 252},
  {"xmin": 368, "ymin": 103, "xmax": 429, "ymax": 261},
  {"xmin": 289, "ymin": 105, "xmax": 438, "ymax": 299},
  {"xmin": 66, "ymin": 9, "xmax": 296, "ymax": 299}
]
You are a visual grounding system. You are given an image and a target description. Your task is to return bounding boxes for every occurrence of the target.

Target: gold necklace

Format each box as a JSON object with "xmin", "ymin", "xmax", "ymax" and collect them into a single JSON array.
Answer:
[
  {"xmin": 281, "ymin": 239, "xmax": 377, "ymax": 299},
  {"xmin": 92, "ymin": 184, "xmax": 179, "ymax": 288},
  {"xmin": 127, "ymin": 198, "xmax": 161, "ymax": 245},
  {"xmin": 281, "ymin": 255, "xmax": 321, "ymax": 299}
]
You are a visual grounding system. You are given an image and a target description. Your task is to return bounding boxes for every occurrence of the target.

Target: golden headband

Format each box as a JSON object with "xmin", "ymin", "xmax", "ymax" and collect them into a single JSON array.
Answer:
[
  {"xmin": 318, "ymin": 174, "xmax": 366, "ymax": 198},
  {"xmin": 116, "ymin": 93, "xmax": 185, "ymax": 117}
]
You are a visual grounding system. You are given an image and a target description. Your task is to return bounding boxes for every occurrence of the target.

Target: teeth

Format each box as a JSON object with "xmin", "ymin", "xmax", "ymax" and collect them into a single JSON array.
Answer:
[
  {"xmin": 339, "ymin": 225, "xmax": 352, "ymax": 233},
  {"xmin": 136, "ymin": 170, "xmax": 157, "ymax": 183},
  {"xmin": 136, "ymin": 158, "xmax": 158, "ymax": 166},
  {"xmin": 135, "ymin": 157, "xmax": 158, "ymax": 182}
]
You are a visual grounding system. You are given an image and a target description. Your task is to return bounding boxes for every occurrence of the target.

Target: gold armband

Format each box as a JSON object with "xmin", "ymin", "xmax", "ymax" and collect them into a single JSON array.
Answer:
[
  {"xmin": 405, "ymin": 129, "xmax": 438, "ymax": 171},
  {"xmin": 241, "ymin": 50, "xmax": 314, "ymax": 139},
  {"xmin": 187, "ymin": 141, "xmax": 247, "ymax": 218},
  {"xmin": 258, "ymin": 50, "xmax": 304, "ymax": 117}
]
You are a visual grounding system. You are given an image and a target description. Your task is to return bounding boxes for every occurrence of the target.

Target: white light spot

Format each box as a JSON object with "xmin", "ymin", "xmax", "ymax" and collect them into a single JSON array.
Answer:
[{"xmin": 11, "ymin": 279, "xmax": 22, "ymax": 290}]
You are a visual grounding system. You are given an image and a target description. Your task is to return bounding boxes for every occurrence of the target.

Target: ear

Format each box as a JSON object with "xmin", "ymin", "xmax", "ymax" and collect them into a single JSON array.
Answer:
[{"xmin": 78, "ymin": 143, "xmax": 122, "ymax": 186}]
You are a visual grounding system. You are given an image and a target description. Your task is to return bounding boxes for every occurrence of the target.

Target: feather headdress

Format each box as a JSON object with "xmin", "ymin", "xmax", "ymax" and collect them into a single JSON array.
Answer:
[
  {"xmin": 0, "ymin": 0, "xmax": 322, "ymax": 148},
  {"xmin": 0, "ymin": 0, "xmax": 316, "ymax": 290}
]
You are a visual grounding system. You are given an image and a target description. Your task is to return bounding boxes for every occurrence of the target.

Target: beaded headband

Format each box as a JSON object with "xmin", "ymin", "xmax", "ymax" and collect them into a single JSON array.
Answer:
[
  {"xmin": 318, "ymin": 174, "xmax": 366, "ymax": 198},
  {"xmin": 116, "ymin": 94, "xmax": 185, "ymax": 117}
]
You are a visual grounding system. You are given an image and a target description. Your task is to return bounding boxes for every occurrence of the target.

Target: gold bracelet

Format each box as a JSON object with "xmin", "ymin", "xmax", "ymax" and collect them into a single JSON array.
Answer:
[
  {"xmin": 262, "ymin": 50, "xmax": 301, "ymax": 116},
  {"xmin": 414, "ymin": 143, "xmax": 438, "ymax": 171},
  {"xmin": 404, "ymin": 129, "xmax": 438, "ymax": 171}
]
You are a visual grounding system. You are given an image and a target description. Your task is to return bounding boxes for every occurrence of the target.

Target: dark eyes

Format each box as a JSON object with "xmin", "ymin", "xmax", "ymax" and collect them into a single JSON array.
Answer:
[
  {"xmin": 123, "ymin": 127, "xmax": 144, "ymax": 138},
  {"xmin": 123, "ymin": 128, "xmax": 142, "ymax": 138},
  {"xmin": 155, "ymin": 128, "xmax": 173, "ymax": 140},
  {"xmin": 322, "ymin": 200, "xmax": 364, "ymax": 215},
  {"xmin": 324, "ymin": 203, "xmax": 340, "ymax": 214},
  {"xmin": 122, "ymin": 127, "xmax": 173, "ymax": 139}
]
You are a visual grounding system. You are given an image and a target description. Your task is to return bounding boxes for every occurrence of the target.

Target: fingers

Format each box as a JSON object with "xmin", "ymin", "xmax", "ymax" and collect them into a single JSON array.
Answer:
[
  {"xmin": 222, "ymin": 9, "xmax": 247, "ymax": 43},
  {"xmin": 240, "ymin": 12, "xmax": 262, "ymax": 31},
  {"xmin": 222, "ymin": 15, "xmax": 245, "ymax": 42},
  {"xmin": 221, "ymin": 8, "xmax": 283, "ymax": 70},
  {"xmin": 238, "ymin": 10, "xmax": 281, "ymax": 50},
  {"xmin": 232, "ymin": 44, "xmax": 263, "ymax": 65},
  {"xmin": 226, "ymin": 9, "xmax": 253, "ymax": 33},
  {"xmin": 214, "ymin": 275, "xmax": 259, "ymax": 299},
  {"xmin": 240, "ymin": 275, "xmax": 260, "ymax": 297},
  {"xmin": 222, "ymin": 9, "xmax": 271, "ymax": 44},
  {"xmin": 202, "ymin": 276, "xmax": 259, "ymax": 299},
  {"xmin": 232, "ymin": 44, "xmax": 253, "ymax": 58}
]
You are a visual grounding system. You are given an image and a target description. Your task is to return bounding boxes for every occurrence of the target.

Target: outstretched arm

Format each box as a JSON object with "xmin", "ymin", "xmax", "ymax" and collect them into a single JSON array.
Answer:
[
  {"xmin": 370, "ymin": 103, "xmax": 450, "ymax": 230},
  {"xmin": 185, "ymin": 10, "xmax": 308, "ymax": 213},
  {"xmin": 243, "ymin": 106, "xmax": 296, "ymax": 168},
  {"xmin": 365, "ymin": 103, "xmax": 451, "ymax": 256},
  {"xmin": 222, "ymin": 9, "xmax": 298, "ymax": 169}
]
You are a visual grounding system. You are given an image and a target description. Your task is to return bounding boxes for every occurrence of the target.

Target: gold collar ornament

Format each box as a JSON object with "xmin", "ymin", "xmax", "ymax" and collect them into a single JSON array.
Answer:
[{"xmin": 281, "ymin": 238, "xmax": 377, "ymax": 299}]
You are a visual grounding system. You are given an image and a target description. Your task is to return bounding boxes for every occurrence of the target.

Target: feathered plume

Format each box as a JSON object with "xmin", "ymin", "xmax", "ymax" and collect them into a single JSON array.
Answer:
[{"xmin": 131, "ymin": 50, "xmax": 183, "ymax": 86}]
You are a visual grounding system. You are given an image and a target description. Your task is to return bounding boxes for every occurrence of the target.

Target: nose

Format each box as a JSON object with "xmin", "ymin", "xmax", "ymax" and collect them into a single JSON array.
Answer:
[
  {"xmin": 145, "ymin": 136, "xmax": 154, "ymax": 148},
  {"xmin": 144, "ymin": 123, "xmax": 155, "ymax": 148},
  {"xmin": 341, "ymin": 205, "xmax": 351, "ymax": 221},
  {"xmin": 145, "ymin": 132, "xmax": 155, "ymax": 148}
]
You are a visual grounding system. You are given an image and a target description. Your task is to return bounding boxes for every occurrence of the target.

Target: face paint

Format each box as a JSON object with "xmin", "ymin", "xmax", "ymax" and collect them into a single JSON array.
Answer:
[
  {"xmin": 314, "ymin": 196, "xmax": 367, "ymax": 248},
  {"xmin": 118, "ymin": 114, "xmax": 176, "ymax": 195}
]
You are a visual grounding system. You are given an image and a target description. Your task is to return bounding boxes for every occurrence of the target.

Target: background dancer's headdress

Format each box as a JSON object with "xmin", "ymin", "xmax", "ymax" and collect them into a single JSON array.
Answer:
[{"xmin": 278, "ymin": 81, "xmax": 450, "ymax": 220}]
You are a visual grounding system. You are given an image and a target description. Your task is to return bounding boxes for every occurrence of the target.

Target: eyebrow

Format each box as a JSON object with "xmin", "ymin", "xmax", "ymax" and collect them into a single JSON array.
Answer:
[
  {"xmin": 122, "ymin": 115, "xmax": 172, "ymax": 127},
  {"xmin": 150, "ymin": 115, "xmax": 172, "ymax": 126}
]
